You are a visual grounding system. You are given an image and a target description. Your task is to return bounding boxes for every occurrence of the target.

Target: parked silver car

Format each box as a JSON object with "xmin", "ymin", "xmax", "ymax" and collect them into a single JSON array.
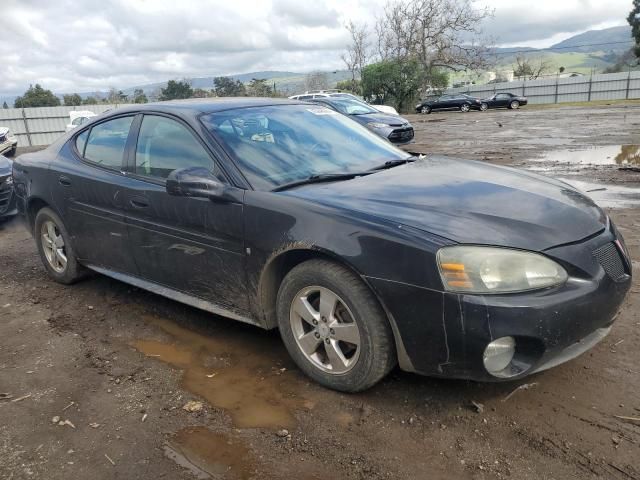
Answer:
[{"xmin": 0, "ymin": 127, "xmax": 17, "ymax": 157}]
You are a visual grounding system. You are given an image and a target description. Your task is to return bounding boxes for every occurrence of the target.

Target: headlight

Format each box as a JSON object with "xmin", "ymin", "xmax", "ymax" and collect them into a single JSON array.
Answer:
[
  {"xmin": 5, "ymin": 176, "xmax": 13, "ymax": 185},
  {"xmin": 366, "ymin": 122, "xmax": 389, "ymax": 129},
  {"xmin": 415, "ymin": 104, "xmax": 422, "ymax": 108},
  {"xmin": 437, "ymin": 246, "xmax": 568, "ymax": 294}
]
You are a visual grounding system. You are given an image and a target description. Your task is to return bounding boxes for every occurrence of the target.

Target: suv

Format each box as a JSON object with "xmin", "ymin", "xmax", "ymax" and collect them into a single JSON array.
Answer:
[{"xmin": 0, "ymin": 127, "xmax": 18, "ymax": 157}]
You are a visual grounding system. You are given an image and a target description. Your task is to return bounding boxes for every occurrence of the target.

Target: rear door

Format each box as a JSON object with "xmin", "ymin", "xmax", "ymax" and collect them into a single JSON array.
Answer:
[
  {"xmin": 122, "ymin": 113, "xmax": 249, "ymax": 314},
  {"xmin": 53, "ymin": 114, "xmax": 139, "ymax": 275}
]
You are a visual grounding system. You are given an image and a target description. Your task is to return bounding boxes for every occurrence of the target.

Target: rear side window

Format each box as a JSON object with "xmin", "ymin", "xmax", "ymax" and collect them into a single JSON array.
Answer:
[
  {"xmin": 134, "ymin": 115, "xmax": 216, "ymax": 179},
  {"xmin": 75, "ymin": 130, "xmax": 89, "ymax": 155},
  {"xmin": 83, "ymin": 116, "xmax": 134, "ymax": 169}
]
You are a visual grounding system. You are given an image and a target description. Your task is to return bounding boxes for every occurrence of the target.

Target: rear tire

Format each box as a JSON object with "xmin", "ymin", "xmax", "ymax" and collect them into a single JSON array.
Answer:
[
  {"xmin": 277, "ymin": 259, "xmax": 396, "ymax": 392},
  {"xmin": 35, "ymin": 207, "xmax": 85, "ymax": 284},
  {"xmin": 460, "ymin": 103, "xmax": 470, "ymax": 112},
  {"xmin": 509, "ymin": 100, "xmax": 520, "ymax": 110}
]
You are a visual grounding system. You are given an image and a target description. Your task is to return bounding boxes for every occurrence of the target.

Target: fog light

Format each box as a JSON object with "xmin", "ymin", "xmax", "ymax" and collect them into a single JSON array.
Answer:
[{"xmin": 483, "ymin": 337, "xmax": 516, "ymax": 375}]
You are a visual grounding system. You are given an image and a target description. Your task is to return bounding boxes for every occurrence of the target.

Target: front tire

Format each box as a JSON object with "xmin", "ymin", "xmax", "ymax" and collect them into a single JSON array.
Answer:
[
  {"xmin": 421, "ymin": 106, "xmax": 431, "ymax": 114},
  {"xmin": 480, "ymin": 103, "xmax": 488, "ymax": 111},
  {"xmin": 35, "ymin": 207, "xmax": 85, "ymax": 284},
  {"xmin": 277, "ymin": 259, "xmax": 396, "ymax": 392}
]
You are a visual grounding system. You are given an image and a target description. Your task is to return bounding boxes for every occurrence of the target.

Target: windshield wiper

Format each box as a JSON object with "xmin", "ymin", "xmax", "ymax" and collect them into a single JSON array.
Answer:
[
  {"xmin": 272, "ymin": 172, "xmax": 374, "ymax": 192},
  {"xmin": 369, "ymin": 156, "xmax": 418, "ymax": 171}
]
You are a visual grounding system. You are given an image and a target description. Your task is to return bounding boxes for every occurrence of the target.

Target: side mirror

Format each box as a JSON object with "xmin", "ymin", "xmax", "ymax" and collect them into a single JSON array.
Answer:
[{"xmin": 166, "ymin": 167, "xmax": 226, "ymax": 200}]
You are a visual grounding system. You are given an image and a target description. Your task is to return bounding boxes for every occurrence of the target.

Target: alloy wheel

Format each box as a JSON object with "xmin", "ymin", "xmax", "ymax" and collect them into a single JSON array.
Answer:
[
  {"xmin": 461, "ymin": 104, "xmax": 470, "ymax": 112},
  {"xmin": 480, "ymin": 103, "xmax": 488, "ymax": 111},
  {"xmin": 510, "ymin": 101, "xmax": 520, "ymax": 109},
  {"xmin": 289, "ymin": 286, "xmax": 361, "ymax": 374},
  {"xmin": 41, "ymin": 220, "xmax": 67, "ymax": 273}
]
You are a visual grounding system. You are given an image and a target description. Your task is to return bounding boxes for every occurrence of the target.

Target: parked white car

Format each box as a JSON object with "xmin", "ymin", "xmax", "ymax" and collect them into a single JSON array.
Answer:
[
  {"xmin": 289, "ymin": 91, "xmax": 399, "ymax": 115},
  {"xmin": 65, "ymin": 110, "xmax": 96, "ymax": 132},
  {"xmin": 0, "ymin": 127, "xmax": 17, "ymax": 157}
]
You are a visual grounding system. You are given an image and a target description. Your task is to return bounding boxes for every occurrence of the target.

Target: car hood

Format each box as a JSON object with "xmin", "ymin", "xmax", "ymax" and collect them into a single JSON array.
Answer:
[
  {"xmin": 282, "ymin": 157, "xmax": 606, "ymax": 251},
  {"xmin": 0, "ymin": 127, "xmax": 9, "ymax": 136},
  {"xmin": 353, "ymin": 112, "xmax": 409, "ymax": 127}
]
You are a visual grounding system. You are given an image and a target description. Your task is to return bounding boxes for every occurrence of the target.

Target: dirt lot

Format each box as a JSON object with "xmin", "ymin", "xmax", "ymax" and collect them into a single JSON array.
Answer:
[{"xmin": 2, "ymin": 104, "xmax": 640, "ymax": 480}]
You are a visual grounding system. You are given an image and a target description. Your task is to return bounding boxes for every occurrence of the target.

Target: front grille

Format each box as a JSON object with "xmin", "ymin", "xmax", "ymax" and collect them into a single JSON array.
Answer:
[
  {"xmin": 593, "ymin": 242, "xmax": 627, "ymax": 282},
  {"xmin": 0, "ymin": 175, "xmax": 12, "ymax": 213},
  {"xmin": 388, "ymin": 127, "xmax": 414, "ymax": 142}
]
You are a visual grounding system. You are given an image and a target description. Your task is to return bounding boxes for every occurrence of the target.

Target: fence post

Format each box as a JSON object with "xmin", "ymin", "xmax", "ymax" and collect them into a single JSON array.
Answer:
[
  {"xmin": 587, "ymin": 73, "xmax": 593, "ymax": 102},
  {"xmin": 554, "ymin": 74, "xmax": 559, "ymax": 104},
  {"xmin": 626, "ymin": 67, "xmax": 632, "ymax": 99},
  {"xmin": 21, "ymin": 108, "xmax": 32, "ymax": 147}
]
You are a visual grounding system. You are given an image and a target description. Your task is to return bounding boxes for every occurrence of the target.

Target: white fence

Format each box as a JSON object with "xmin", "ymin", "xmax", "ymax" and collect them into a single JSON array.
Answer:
[
  {"xmin": 0, "ymin": 104, "xmax": 133, "ymax": 147},
  {"xmin": 446, "ymin": 71, "xmax": 640, "ymax": 104}
]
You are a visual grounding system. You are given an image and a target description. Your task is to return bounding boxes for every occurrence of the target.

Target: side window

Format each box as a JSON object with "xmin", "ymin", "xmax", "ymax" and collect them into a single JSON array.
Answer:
[
  {"xmin": 83, "ymin": 116, "xmax": 134, "ymax": 169},
  {"xmin": 75, "ymin": 129, "xmax": 89, "ymax": 155},
  {"xmin": 134, "ymin": 115, "xmax": 217, "ymax": 180}
]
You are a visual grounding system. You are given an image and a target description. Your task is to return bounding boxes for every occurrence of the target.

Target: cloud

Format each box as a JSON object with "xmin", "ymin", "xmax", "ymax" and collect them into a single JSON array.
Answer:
[{"xmin": 0, "ymin": 0, "xmax": 633, "ymax": 96}]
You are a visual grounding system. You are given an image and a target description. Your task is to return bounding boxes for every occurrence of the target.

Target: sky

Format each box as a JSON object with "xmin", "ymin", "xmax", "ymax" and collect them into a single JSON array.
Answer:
[{"xmin": 0, "ymin": 0, "xmax": 632, "ymax": 95}]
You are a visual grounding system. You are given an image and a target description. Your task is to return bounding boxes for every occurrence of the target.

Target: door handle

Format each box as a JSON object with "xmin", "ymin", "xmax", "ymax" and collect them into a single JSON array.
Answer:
[
  {"xmin": 130, "ymin": 196, "xmax": 150, "ymax": 209},
  {"xmin": 58, "ymin": 175, "xmax": 72, "ymax": 187}
]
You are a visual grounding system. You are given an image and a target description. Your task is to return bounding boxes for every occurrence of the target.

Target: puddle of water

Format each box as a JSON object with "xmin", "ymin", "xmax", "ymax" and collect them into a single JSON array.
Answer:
[
  {"xmin": 133, "ymin": 316, "xmax": 303, "ymax": 429},
  {"xmin": 164, "ymin": 427, "xmax": 256, "ymax": 480},
  {"xmin": 537, "ymin": 145, "xmax": 640, "ymax": 165},
  {"xmin": 560, "ymin": 178, "xmax": 640, "ymax": 208}
]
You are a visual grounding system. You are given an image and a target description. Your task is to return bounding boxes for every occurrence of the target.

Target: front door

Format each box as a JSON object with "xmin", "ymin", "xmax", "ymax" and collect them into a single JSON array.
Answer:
[{"xmin": 123, "ymin": 114, "xmax": 249, "ymax": 315}]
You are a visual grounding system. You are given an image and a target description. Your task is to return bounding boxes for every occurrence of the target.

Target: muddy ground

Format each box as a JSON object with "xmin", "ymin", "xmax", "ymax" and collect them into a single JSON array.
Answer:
[{"xmin": 1, "ymin": 104, "xmax": 640, "ymax": 480}]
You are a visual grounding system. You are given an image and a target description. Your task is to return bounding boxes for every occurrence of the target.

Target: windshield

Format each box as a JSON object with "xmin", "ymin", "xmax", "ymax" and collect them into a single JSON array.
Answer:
[
  {"xmin": 201, "ymin": 105, "xmax": 410, "ymax": 190},
  {"xmin": 321, "ymin": 98, "xmax": 378, "ymax": 115}
]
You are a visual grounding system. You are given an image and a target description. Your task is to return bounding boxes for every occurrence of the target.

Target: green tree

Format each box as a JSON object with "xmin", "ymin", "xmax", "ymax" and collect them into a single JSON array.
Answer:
[
  {"xmin": 2, "ymin": 102, "xmax": 8, "ymax": 109},
  {"xmin": 336, "ymin": 79, "xmax": 361, "ymax": 94},
  {"xmin": 63, "ymin": 93, "xmax": 82, "ymax": 106},
  {"xmin": 191, "ymin": 88, "xmax": 213, "ymax": 98},
  {"xmin": 213, "ymin": 77, "xmax": 246, "ymax": 97},
  {"xmin": 132, "ymin": 88, "xmax": 148, "ymax": 103},
  {"xmin": 160, "ymin": 80, "xmax": 194, "ymax": 101},
  {"xmin": 247, "ymin": 78, "xmax": 273, "ymax": 97},
  {"xmin": 629, "ymin": 1, "xmax": 640, "ymax": 58},
  {"xmin": 14, "ymin": 84, "xmax": 61, "ymax": 108},
  {"xmin": 82, "ymin": 96, "xmax": 98, "ymax": 105},
  {"xmin": 361, "ymin": 59, "xmax": 423, "ymax": 113}
]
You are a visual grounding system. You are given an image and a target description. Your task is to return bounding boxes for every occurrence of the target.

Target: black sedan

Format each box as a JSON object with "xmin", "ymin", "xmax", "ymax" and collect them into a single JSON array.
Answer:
[
  {"xmin": 415, "ymin": 94, "xmax": 485, "ymax": 114},
  {"xmin": 13, "ymin": 99, "xmax": 631, "ymax": 392},
  {"xmin": 309, "ymin": 97, "xmax": 414, "ymax": 145},
  {"xmin": 483, "ymin": 92, "xmax": 528, "ymax": 109},
  {"xmin": 0, "ymin": 155, "xmax": 17, "ymax": 219}
]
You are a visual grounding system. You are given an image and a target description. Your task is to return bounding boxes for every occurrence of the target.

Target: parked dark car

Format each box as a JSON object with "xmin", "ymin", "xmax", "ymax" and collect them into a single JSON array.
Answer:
[
  {"xmin": 310, "ymin": 97, "xmax": 414, "ymax": 145},
  {"xmin": 483, "ymin": 92, "xmax": 528, "ymax": 109},
  {"xmin": 13, "ymin": 99, "xmax": 631, "ymax": 392},
  {"xmin": 0, "ymin": 154, "xmax": 17, "ymax": 219},
  {"xmin": 415, "ymin": 94, "xmax": 485, "ymax": 114}
]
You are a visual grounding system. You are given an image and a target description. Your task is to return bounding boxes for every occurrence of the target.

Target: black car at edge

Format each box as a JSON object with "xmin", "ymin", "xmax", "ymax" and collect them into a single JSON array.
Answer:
[
  {"xmin": 0, "ymin": 155, "xmax": 17, "ymax": 219},
  {"xmin": 12, "ymin": 98, "xmax": 631, "ymax": 392}
]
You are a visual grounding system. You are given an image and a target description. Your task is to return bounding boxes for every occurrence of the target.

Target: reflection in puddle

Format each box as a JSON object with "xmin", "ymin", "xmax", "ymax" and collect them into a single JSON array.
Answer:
[
  {"xmin": 560, "ymin": 178, "xmax": 640, "ymax": 208},
  {"xmin": 536, "ymin": 145, "xmax": 640, "ymax": 165},
  {"xmin": 133, "ymin": 316, "xmax": 303, "ymax": 429},
  {"xmin": 164, "ymin": 427, "xmax": 256, "ymax": 479}
]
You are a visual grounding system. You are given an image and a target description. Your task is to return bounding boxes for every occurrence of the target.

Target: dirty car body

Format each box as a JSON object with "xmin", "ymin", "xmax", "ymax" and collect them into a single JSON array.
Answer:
[{"xmin": 13, "ymin": 98, "xmax": 631, "ymax": 389}]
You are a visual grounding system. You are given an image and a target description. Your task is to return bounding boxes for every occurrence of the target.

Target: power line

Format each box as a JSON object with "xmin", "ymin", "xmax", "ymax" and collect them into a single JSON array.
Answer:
[{"xmin": 492, "ymin": 40, "xmax": 635, "ymax": 56}]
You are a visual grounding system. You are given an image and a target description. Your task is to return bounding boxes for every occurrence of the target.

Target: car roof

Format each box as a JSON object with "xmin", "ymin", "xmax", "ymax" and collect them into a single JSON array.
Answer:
[{"xmin": 113, "ymin": 97, "xmax": 304, "ymax": 116}]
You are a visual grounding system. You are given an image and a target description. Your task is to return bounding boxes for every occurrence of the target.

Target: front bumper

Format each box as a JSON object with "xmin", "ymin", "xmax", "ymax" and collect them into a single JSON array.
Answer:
[
  {"xmin": 0, "ymin": 138, "xmax": 18, "ymax": 155},
  {"xmin": 367, "ymin": 226, "xmax": 631, "ymax": 381}
]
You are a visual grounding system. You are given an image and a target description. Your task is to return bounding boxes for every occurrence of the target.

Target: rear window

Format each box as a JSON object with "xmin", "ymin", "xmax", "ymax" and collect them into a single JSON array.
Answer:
[{"xmin": 83, "ymin": 116, "xmax": 134, "ymax": 169}]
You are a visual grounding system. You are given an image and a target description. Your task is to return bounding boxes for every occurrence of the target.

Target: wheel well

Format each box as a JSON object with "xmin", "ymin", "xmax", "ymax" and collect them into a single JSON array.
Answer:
[{"xmin": 27, "ymin": 198, "xmax": 49, "ymax": 232}]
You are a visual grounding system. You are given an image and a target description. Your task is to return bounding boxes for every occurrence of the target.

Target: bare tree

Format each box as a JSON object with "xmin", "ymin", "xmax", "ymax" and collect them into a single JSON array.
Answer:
[
  {"xmin": 341, "ymin": 21, "xmax": 370, "ymax": 88},
  {"xmin": 513, "ymin": 56, "xmax": 552, "ymax": 80},
  {"xmin": 304, "ymin": 72, "xmax": 329, "ymax": 91},
  {"xmin": 374, "ymin": 0, "xmax": 493, "ymax": 76}
]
